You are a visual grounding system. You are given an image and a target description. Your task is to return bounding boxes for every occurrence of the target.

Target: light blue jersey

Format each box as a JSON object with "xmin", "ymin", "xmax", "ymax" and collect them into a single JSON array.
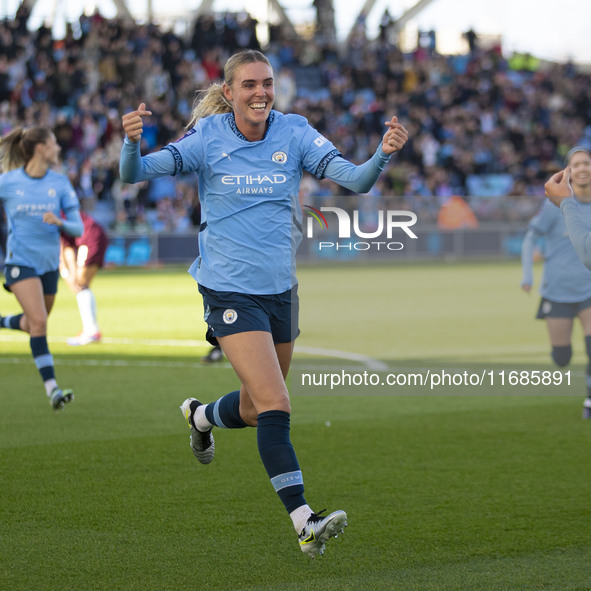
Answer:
[
  {"xmin": 523, "ymin": 199, "xmax": 591, "ymax": 302},
  {"xmin": 0, "ymin": 168, "xmax": 80, "ymax": 274},
  {"xmin": 167, "ymin": 111, "xmax": 340, "ymax": 294},
  {"xmin": 121, "ymin": 110, "xmax": 392, "ymax": 294}
]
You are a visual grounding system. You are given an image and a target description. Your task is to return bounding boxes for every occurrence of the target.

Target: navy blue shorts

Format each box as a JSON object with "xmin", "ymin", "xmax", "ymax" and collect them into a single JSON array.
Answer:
[
  {"xmin": 3, "ymin": 265, "xmax": 60, "ymax": 295},
  {"xmin": 536, "ymin": 296, "xmax": 591, "ymax": 319},
  {"xmin": 199, "ymin": 285, "xmax": 300, "ymax": 344}
]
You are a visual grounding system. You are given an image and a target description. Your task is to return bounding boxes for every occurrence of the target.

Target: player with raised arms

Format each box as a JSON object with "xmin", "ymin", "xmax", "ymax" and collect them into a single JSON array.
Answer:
[
  {"xmin": 120, "ymin": 49, "xmax": 408, "ymax": 556},
  {"xmin": 522, "ymin": 147, "xmax": 591, "ymax": 418}
]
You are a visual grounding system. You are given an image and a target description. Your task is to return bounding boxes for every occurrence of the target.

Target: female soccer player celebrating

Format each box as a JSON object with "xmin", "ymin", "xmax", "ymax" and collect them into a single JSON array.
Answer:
[
  {"xmin": 522, "ymin": 147, "xmax": 591, "ymax": 418},
  {"xmin": 120, "ymin": 49, "xmax": 408, "ymax": 556},
  {"xmin": 0, "ymin": 126, "xmax": 83, "ymax": 409}
]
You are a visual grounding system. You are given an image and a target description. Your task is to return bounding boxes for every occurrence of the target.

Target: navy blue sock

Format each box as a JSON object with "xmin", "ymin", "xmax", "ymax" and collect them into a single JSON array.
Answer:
[
  {"xmin": 30, "ymin": 336, "xmax": 55, "ymax": 382},
  {"xmin": 1, "ymin": 313, "xmax": 24, "ymax": 330},
  {"xmin": 257, "ymin": 410, "xmax": 306, "ymax": 514},
  {"xmin": 204, "ymin": 390, "xmax": 247, "ymax": 428}
]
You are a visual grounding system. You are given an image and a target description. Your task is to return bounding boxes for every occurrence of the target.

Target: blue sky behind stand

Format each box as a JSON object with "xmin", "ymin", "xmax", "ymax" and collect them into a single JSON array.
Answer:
[{"xmin": 2, "ymin": 0, "xmax": 590, "ymax": 64}]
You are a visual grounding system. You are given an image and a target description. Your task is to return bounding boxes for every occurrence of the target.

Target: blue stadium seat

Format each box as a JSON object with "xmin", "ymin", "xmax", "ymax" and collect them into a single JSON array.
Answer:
[
  {"xmin": 104, "ymin": 238, "xmax": 126, "ymax": 266},
  {"xmin": 126, "ymin": 238, "xmax": 152, "ymax": 266}
]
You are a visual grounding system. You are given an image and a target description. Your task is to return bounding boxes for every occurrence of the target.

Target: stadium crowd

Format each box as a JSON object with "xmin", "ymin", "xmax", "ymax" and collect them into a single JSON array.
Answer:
[{"xmin": 0, "ymin": 6, "xmax": 590, "ymax": 233}]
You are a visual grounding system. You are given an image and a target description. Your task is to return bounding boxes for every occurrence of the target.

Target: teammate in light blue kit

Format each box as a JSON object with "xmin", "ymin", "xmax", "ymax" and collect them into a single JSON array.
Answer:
[
  {"xmin": 0, "ymin": 126, "xmax": 83, "ymax": 410},
  {"xmin": 120, "ymin": 50, "xmax": 408, "ymax": 557},
  {"xmin": 522, "ymin": 146, "xmax": 591, "ymax": 418}
]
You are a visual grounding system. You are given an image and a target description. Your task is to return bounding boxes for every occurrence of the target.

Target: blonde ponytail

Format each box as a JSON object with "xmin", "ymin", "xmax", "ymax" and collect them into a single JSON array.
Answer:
[
  {"xmin": 186, "ymin": 83, "xmax": 233, "ymax": 130},
  {"xmin": 0, "ymin": 126, "xmax": 51, "ymax": 172}
]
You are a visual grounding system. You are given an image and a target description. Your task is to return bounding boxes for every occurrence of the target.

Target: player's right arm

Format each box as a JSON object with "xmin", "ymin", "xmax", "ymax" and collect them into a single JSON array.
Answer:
[
  {"xmin": 521, "ymin": 204, "xmax": 552, "ymax": 293},
  {"xmin": 520, "ymin": 226, "xmax": 540, "ymax": 293},
  {"xmin": 122, "ymin": 102, "xmax": 152, "ymax": 143},
  {"xmin": 119, "ymin": 102, "xmax": 177, "ymax": 183}
]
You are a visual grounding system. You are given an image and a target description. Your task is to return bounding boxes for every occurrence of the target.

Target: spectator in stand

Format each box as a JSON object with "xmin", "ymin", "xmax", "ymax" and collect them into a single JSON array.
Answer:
[{"xmin": 0, "ymin": 11, "xmax": 589, "ymax": 225}]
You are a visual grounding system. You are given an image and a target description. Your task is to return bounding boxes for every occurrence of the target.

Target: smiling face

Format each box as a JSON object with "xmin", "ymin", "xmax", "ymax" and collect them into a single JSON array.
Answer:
[
  {"xmin": 223, "ymin": 60, "xmax": 275, "ymax": 141},
  {"xmin": 568, "ymin": 150, "xmax": 591, "ymax": 193}
]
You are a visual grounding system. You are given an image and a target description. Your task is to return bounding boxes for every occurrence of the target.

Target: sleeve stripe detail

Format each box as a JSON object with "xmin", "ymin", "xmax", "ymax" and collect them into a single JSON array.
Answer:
[
  {"xmin": 162, "ymin": 145, "xmax": 183, "ymax": 176},
  {"xmin": 314, "ymin": 149, "xmax": 341, "ymax": 179}
]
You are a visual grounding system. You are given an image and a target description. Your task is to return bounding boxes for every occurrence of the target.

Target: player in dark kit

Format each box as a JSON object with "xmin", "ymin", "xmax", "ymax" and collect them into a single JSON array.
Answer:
[{"xmin": 60, "ymin": 210, "xmax": 108, "ymax": 345}]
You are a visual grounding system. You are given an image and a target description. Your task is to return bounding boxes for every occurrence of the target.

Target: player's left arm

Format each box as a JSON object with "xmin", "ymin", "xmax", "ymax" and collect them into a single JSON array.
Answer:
[
  {"xmin": 322, "ymin": 116, "xmax": 408, "ymax": 194},
  {"xmin": 44, "ymin": 207, "xmax": 83, "ymax": 237},
  {"xmin": 380, "ymin": 116, "xmax": 409, "ymax": 155}
]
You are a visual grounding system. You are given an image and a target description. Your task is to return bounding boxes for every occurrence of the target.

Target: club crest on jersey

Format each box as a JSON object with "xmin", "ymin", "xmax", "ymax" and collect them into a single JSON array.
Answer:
[
  {"xmin": 272, "ymin": 151, "xmax": 287, "ymax": 164},
  {"xmin": 48, "ymin": 188, "xmax": 56, "ymax": 198},
  {"xmin": 10, "ymin": 267, "xmax": 20, "ymax": 279},
  {"xmin": 223, "ymin": 309, "xmax": 238, "ymax": 324}
]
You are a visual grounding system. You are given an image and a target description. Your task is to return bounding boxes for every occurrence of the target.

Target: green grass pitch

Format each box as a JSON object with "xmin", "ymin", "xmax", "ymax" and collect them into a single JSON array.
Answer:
[{"xmin": 1, "ymin": 261, "xmax": 590, "ymax": 590}]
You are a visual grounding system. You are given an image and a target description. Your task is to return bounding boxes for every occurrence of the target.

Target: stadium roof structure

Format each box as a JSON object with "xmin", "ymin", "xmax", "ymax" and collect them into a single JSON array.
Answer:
[
  {"xmin": 20, "ymin": 0, "xmax": 135, "ymax": 24},
  {"xmin": 18, "ymin": 0, "xmax": 438, "ymax": 42}
]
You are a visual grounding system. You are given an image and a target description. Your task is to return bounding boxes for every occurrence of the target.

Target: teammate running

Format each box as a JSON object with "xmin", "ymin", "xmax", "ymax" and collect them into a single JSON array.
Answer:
[{"xmin": 0, "ymin": 126, "xmax": 82, "ymax": 410}]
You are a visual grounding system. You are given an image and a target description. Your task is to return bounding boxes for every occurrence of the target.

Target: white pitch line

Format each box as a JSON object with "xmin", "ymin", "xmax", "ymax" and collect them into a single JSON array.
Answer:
[
  {"xmin": 0, "ymin": 335, "xmax": 387, "ymax": 370},
  {"xmin": 0, "ymin": 357, "xmax": 385, "ymax": 372},
  {"xmin": 0, "ymin": 356, "xmax": 208, "ymax": 369},
  {"xmin": 0, "ymin": 354, "xmax": 587, "ymax": 380},
  {"xmin": 294, "ymin": 346, "xmax": 388, "ymax": 371},
  {"xmin": 0, "ymin": 334, "xmax": 210, "ymax": 347}
]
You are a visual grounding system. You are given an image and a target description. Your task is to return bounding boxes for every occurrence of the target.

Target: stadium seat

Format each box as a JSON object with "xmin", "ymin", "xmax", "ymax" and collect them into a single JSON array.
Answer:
[
  {"xmin": 104, "ymin": 238, "xmax": 126, "ymax": 267},
  {"xmin": 126, "ymin": 238, "xmax": 152, "ymax": 266}
]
